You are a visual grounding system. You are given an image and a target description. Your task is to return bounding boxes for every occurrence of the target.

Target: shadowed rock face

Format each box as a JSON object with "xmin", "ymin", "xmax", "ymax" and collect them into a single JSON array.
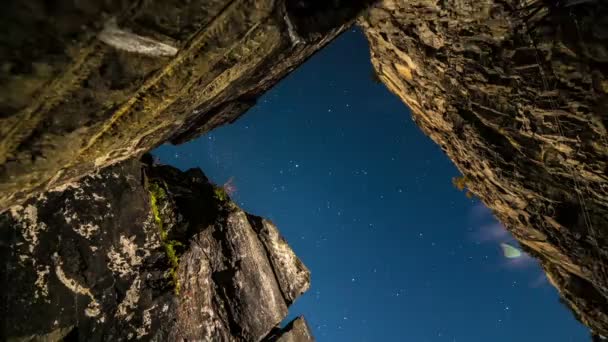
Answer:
[
  {"xmin": 0, "ymin": 0, "xmax": 375, "ymax": 211},
  {"xmin": 263, "ymin": 317, "xmax": 315, "ymax": 342},
  {"xmin": 0, "ymin": 157, "xmax": 310, "ymax": 341},
  {"xmin": 360, "ymin": 0, "xmax": 608, "ymax": 336}
]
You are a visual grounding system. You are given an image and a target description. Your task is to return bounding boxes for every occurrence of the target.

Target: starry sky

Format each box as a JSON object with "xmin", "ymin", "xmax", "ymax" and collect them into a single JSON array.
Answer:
[{"xmin": 154, "ymin": 28, "xmax": 588, "ymax": 341}]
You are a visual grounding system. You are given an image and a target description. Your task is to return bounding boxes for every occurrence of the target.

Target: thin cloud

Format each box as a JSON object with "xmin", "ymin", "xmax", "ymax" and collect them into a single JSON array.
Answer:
[
  {"xmin": 223, "ymin": 177, "xmax": 237, "ymax": 196},
  {"xmin": 472, "ymin": 222, "xmax": 510, "ymax": 243},
  {"xmin": 470, "ymin": 202, "xmax": 492, "ymax": 221},
  {"xmin": 529, "ymin": 272, "xmax": 548, "ymax": 288},
  {"xmin": 468, "ymin": 202, "xmax": 546, "ymax": 285}
]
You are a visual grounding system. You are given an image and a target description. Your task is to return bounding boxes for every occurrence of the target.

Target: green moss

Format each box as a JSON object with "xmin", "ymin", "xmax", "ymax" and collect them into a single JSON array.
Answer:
[
  {"xmin": 148, "ymin": 181, "xmax": 181, "ymax": 295},
  {"xmin": 214, "ymin": 186, "xmax": 228, "ymax": 202}
]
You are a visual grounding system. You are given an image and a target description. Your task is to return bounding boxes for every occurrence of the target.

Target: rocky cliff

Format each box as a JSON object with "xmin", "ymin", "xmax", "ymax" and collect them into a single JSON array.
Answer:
[
  {"xmin": 0, "ymin": 0, "xmax": 373, "ymax": 211},
  {"xmin": 2, "ymin": 0, "xmax": 608, "ymax": 340},
  {"xmin": 0, "ymin": 156, "xmax": 313, "ymax": 341},
  {"xmin": 360, "ymin": 0, "xmax": 608, "ymax": 336}
]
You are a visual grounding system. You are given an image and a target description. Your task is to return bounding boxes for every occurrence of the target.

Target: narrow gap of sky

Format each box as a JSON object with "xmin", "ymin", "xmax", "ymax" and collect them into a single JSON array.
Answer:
[{"xmin": 154, "ymin": 28, "xmax": 588, "ymax": 341}]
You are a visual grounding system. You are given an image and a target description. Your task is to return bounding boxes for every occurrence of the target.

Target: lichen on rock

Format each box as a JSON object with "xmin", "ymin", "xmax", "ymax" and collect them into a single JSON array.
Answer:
[{"xmin": 0, "ymin": 157, "xmax": 312, "ymax": 341}]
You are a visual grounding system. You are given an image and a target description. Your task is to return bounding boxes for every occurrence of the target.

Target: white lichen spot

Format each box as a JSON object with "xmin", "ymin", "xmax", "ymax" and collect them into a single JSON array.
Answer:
[
  {"xmin": 71, "ymin": 187, "xmax": 87, "ymax": 201},
  {"xmin": 99, "ymin": 18, "xmax": 178, "ymax": 57},
  {"xmin": 284, "ymin": 13, "xmax": 303, "ymax": 46},
  {"xmin": 53, "ymin": 253, "xmax": 101, "ymax": 318},
  {"xmin": 85, "ymin": 304, "xmax": 102, "ymax": 318},
  {"xmin": 142, "ymin": 213, "xmax": 162, "ymax": 251},
  {"xmin": 34, "ymin": 265, "xmax": 51, "ymax": 301},
  {"xmin": 10, "ymin": 205, "xmax": 47, "ymax": 254},
  {"xmin": 62, "ymin": 211, "xmax": 78, "ymax": 224},
  {"xmin": 92, "ymin": 193, "xmax": 105, "ymax": 201},
  {"xmin": 117, "ymin": 277, "xmax": 141, "ymax": 322},
  {"xmin": 48, "ymin": 181, "xmax": 79, "ymax": 193},
  {"xmin": 107, "ymin": 235, "xmax": 143, "ymax": 277},
  {"xmin": 74, "ymin": 223, "xmax": 100, "ymax": 239},
  {"xmin": 36, "ymin": 193, "xmax": 48, "ymax": 203},
  {"xmin": 136, "ymin": 305, "xmax": 155, "ymax": 339}
]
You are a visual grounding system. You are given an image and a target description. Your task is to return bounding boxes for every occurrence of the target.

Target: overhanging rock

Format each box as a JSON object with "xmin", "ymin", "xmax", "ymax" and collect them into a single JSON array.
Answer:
[
  {"xmin": 0, "ymin": 0, "xmax": 374, "ymax": 211},
  {"xmin": 361, "ymin": 0, "xmax": 608, "ymax": 336}
]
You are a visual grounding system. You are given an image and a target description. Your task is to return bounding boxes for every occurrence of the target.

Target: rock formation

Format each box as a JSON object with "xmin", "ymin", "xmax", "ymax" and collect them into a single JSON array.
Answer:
[
  {"xmin": 0, "ymin": 0, "xmax": 374, "ymax": 210},
  {"xmin": 264, "ymin": 317, "xmax": 315, "ymax": 342},
  {"xmin": 1, "ymin": 0, "xmax": 608, "ymax": 340},
  {"xmin": 360, "ymin": 0, "xmax": 608, "ymax": 336},
  {"xmin": 0, "ymin": 157, "xmax": 312, "ymax": 341}
]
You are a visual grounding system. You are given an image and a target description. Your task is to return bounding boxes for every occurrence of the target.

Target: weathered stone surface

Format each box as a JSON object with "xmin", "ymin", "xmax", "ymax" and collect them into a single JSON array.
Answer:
[
  {"xmin": 0, "ymin": 157, "xmax": 310, "ymax": 341},
  {"xmin": 361, "ymin": 0, "xmax": 608, "ymax": 336},
  {"xmin": 0, "ymin": 0, "xmax": 374, "ymax": 211},
  {"xmin": 248, "ymin": 215, "xmax": 311, "ymax": 305},
  {"xmin": 3, "ymin": 0, "xmax": 608, "ymax": 339}
]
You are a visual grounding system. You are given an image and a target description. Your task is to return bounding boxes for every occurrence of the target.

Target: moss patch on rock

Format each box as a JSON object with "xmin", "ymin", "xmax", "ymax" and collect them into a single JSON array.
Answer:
[{"xmin": 148, "ymin": 181, "xmax": 182, "ymax": 295}]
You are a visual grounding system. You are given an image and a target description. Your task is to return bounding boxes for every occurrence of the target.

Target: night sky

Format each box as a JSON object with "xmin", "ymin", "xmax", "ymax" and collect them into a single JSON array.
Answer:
[{"xmin": 154, "ymin": 28, "xmax": 588, "ymax": 341}]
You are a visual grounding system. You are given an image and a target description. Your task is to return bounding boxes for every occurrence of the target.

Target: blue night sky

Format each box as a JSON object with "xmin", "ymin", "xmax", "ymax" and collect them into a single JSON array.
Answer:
[{"xmin": 154, "ymin": 28, "xmax": 588, "ymax": 341}]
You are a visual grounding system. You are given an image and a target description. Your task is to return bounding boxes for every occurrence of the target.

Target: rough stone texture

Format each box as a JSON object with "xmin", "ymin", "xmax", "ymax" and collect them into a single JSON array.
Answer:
[
  {"xmin": 3, "ymin": 0, "xmax": 608, "ymax": 339},
  {"xmin": 0, "ymin": 0, "xmax": 374, "ymax": 211},
  {"xmin": 361, "ymin": 0, "xmax": 608, "ymax": 337},
  {"xmin": 262, "ymin": 317, "xmax": 315, "ymax": 342},
  {"xmin": 0, "ymin": 157, "xmax": 310, "ymax": 341}
]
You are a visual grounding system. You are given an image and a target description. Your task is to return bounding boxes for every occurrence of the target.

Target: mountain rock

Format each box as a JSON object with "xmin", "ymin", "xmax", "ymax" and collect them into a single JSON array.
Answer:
[
  {"xmin": 0, "ymin": 156, "xmax": 310, "ymax": 341},
  {"xmin": 263, "ymin": 317, "xmax": 315, "ymax": 342},
  {"xmin": 0, "ymin": 0, "xmax": 374, "ymax": 211},
  {"xmin": 360, "ymin": 0, "xmax": 608, "ymax": 336},
  {"xmin": 2, "ymin": 0, "xmax": 608, "ymax": 339}
]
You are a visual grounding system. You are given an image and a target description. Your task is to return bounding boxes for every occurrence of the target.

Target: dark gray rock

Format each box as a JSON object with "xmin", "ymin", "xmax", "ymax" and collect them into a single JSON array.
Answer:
[
  {"xmin": 0, "ymin": 157, "xmax": 311, "ymax": 341},
  {"xmin": 263, "ymin": 317, "xmax": 315, "ymax": 342}
]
